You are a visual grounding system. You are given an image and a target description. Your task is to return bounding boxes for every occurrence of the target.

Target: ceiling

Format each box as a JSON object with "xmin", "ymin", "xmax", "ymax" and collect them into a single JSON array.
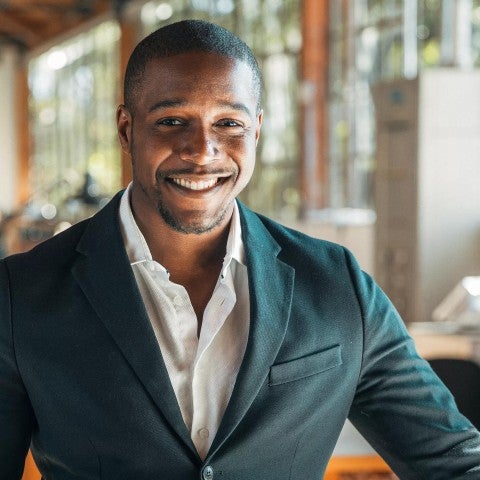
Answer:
[{"xmin": 0, "ymin": 0, "xmax": 123, "ymax": 50}]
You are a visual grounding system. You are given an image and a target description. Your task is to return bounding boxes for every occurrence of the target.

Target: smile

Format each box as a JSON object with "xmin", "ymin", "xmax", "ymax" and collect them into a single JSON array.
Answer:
[{"xmin": 170, "ymin": 177, "xmax": 222, "ymax": 191}]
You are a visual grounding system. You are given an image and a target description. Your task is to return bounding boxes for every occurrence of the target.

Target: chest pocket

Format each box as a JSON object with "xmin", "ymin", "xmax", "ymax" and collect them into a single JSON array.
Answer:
[{"xmin": 269, "ymin": 344, "xmax": 342, "ymax": 386}]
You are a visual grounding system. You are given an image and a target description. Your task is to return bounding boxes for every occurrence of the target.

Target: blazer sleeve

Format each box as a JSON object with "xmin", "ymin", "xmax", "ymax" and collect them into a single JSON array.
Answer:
[
  {"xmin": 0, "ymin": 259, "xmax": 34, "ymax": 480},
  {"xmin": 344, "ymin": 249, "xmax": 480, "ymax": 479}
]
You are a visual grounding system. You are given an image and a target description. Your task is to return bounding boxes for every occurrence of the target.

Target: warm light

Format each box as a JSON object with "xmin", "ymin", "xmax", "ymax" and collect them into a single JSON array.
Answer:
[
  {"xmin": 39, "ymin": 107, "xmax": 56, "ymax": 126},
  {"xmin": 463, "ymin": 277, "xmax": 480, "ymax": 297},
  {"xmin": 216, "ymin": 0, "xmax": 235, "ymax": 14},
  {"xmin": 141, "ymin": 2, "xmax": 157, "ymax": 24},
  {"xmin": 141, "ymin": 2, "xmax": 173, "ymax": 24},
  {"xmin": 47, "ymin": 50, "xmax": 67, "ymax": 70},
  {"xmin": 155, "ymin": 3, "xmax": 173, "ymax": 20},
  {"xmin": 40, "ymin": 204, "xmax": 57, "ymax": 220}
]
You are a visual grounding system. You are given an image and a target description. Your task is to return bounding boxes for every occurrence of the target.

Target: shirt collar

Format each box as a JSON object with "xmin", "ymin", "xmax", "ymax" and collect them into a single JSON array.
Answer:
[{"xmin": 118, "ymin": 183, "xmax": 245, "ymax": 273}]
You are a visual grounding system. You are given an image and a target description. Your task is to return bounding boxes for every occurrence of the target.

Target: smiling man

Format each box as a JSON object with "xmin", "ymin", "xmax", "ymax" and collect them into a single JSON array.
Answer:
[
  {"xmin": 121, "ymin": 51, "xmax": 261, "ymax": 236},
  {"xmin": 1, "ymin": 20, "xmax": 480, "ymax": 480},
  {"xmin": 116, "ymin": 42, "xmax": 262, "ymax": 325}
]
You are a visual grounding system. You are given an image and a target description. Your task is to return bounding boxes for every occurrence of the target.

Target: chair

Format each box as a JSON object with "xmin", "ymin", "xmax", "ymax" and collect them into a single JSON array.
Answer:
[{"xmin": 428, "ymin": 358, "xmax": 480, "ymax": 430}]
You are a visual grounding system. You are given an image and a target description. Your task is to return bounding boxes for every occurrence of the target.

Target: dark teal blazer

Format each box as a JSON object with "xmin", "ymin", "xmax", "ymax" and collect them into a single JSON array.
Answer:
[{"xmin": 1, "ymin": 193, "xmax": 480, "ymax": 479}]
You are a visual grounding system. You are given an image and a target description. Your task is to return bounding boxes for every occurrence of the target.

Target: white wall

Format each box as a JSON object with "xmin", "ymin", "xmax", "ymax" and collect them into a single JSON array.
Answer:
[{"xmin": 0, "ymin": 45, "xmax": 20, "ymax": 213}]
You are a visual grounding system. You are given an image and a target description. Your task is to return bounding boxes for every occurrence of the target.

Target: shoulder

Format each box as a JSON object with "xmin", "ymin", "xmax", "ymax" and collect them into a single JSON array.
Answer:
[
  {"xmin": 239, "ymin": 203, "xmax": 357, "ymax": 270},
  {"xmin": 2, "ymin": 217, "xmax": 89, "ymax": 274}
]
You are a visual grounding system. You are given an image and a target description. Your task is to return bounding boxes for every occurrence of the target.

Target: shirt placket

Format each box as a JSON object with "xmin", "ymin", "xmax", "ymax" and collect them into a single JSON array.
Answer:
[
  {"xmin": 145, "ymin": 262, "xmax": 199, "ymax": 431},
  {"xmin": 190, "ymin": 274, "xmax": 236, "ymax": 459},
  {"xmin": 167, "ymin": 280, "xmax": 198, "ymax": 430}
]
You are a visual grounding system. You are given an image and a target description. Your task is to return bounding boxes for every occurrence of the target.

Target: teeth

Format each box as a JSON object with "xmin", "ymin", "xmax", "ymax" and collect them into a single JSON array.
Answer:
[{"xmin": 171, "ymin": 178, "xmax": 219, "ymax": 191}]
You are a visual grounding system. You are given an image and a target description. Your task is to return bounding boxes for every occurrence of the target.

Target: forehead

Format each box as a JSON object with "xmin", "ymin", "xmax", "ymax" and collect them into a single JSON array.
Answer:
[{"xmin": 137, "ymin": 51, "xmax": 258, "ymax": 111}]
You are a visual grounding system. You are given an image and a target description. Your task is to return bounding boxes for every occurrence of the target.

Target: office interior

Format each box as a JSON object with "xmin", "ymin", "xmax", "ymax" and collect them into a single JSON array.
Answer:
[{"xmin": 0, "ymin": 1, "xmax": 479, "ymax": 479}]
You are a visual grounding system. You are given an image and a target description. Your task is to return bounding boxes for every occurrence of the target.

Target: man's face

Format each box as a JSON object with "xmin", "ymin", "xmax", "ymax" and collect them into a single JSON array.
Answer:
[{"xmin": 117, "ymin": 51, "xmax": 262, "ymax": 234}]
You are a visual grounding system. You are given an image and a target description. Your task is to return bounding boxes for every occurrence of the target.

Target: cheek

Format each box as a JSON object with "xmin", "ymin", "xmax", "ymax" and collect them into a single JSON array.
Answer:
[
  {"xmin": 235, "ymin": 141, "xmax": 257, "ymax": 184},
  {"xmin": 230, "ymin": 133, "xmax": 257, "ymax": 158},
  {"xmin": 132, "ymin": 141, "xmax": 170, "ymax": 177}
]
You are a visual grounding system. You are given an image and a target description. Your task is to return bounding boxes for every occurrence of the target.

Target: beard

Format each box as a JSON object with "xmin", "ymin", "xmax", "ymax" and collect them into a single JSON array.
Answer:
[
  {"xmin": 154, "ymin": 192, "xmax": 232, "ymax": 235},
  {"xmin": 133, "ymin": 160, "xmax": 238, "ymax": 235}
]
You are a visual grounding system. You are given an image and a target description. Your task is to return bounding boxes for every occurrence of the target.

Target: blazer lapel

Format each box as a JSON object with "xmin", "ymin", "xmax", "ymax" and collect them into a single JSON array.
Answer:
[
  {"xmin": 71, "ymin": 193, "xmax": 197, "ymax": 457},
  {"xmin": 208, "ymin": 202, "xmax": 295, "ymax": 457}
]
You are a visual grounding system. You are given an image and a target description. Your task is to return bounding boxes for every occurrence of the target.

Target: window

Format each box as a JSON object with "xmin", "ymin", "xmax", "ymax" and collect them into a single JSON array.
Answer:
[
  {"xmin": 29, "ymin": 20, "xmax": 121, "ymax": 206},
  {"xmin": 328, "ymin": 0, "xmax": 480, "ymax": 209}
]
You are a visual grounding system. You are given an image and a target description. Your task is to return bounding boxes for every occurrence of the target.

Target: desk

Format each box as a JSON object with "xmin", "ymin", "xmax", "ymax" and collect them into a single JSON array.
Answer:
[
  {"xmin": 325, "ymin": 456, "xmax": 396, "ymax": 479},
  {"xmin": 327, "ymin": 421, "xmax": 396, "ymax": 478},
  {"xmin": 409, "ymin": 322, "xmax": 480, "ymax": 362},
  {"xmin": 22, "ymin": 451, "xmax": 40, "ymax": 480}
]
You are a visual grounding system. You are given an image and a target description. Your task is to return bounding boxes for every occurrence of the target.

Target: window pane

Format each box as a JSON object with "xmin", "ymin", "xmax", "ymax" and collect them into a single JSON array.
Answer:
[
  {"xmin": 29, "ymin": 21, "xmax": 121, "ymax": 208},
  {"xmin": 328, "ymin": 0, "xmax": 480, "ymax": 209}
]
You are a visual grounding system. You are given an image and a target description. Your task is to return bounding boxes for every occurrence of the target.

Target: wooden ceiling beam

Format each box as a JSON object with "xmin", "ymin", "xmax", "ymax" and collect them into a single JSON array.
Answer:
[
  {"xmin": 0, "ymin": 11, "xmax": 43, "ymax": 47},
  {"xmin": 0, "ymin": 1, "xmax": 111, "ymax": 49}
]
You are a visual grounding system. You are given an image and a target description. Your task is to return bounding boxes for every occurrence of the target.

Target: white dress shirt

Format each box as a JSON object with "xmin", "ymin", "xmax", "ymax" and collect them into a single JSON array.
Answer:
[{"xmin": 118, "ymin": 184, "xmax": 250, "ymax": 459}]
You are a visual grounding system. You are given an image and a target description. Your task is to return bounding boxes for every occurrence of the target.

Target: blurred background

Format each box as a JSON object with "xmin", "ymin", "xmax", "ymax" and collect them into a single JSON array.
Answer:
[{"xmin": 1, "ymin": 2, "xmax": 479, "ymax": 477}]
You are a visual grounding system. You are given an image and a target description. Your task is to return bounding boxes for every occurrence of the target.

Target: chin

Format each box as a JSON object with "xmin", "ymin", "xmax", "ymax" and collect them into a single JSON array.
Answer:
[{"xmin": 157, "ymin": 203, "xmax": 231, "ymax": 235}]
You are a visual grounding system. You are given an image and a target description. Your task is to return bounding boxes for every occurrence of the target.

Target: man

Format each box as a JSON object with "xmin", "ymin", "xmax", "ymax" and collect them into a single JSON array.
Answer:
[{"xmin": 1, "ymin": 20, "xmax": 479, "ymax": 480}]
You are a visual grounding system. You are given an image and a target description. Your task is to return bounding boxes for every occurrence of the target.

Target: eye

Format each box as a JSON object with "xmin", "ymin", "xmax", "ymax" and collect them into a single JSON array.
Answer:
[
  {"xmin": 216, "ymin": 119, "xmax": 244, "ymax": 128},
  {"xmin": 156, "ymin": 118, "xmax": 184, "ymax": 126}
]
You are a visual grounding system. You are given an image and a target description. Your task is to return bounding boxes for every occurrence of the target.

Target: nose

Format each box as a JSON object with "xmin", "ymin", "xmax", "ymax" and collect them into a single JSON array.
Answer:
[{"xmin": 179, "ymin": 125, "xmax": 218, "ymax": 165}]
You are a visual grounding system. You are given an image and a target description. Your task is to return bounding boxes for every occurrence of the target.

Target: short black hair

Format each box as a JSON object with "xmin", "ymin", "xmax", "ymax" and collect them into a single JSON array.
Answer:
[{"xmin": 123, "ymin": 19, "xmax": 263, "ymax": 113}]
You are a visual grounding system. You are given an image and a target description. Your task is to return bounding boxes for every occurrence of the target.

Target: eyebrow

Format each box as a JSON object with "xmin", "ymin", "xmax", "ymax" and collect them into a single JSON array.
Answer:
[
  {"xmin": 147, "ymin": 99, "xmax": 252, "ymax": 116},
  {"xmin": 148, "ymin": 99, "xmax": 184, "ymax": 113},
  {"xmin": 220, "ymin": 101, "xmax": 252, "ymax": 116}
]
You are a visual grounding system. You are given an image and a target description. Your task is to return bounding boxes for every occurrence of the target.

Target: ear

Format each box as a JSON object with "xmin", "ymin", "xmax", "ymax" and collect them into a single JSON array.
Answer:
[
  {"xmin": 116, "ymin": 105, "xmax": 132, "ymax": 154},
  {"xmin": 255, "ymin": 109, "xmax": 263, "ymax": 146}
]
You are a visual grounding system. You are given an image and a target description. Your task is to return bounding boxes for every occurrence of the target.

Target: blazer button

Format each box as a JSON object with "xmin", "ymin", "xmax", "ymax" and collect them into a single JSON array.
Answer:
[{"xmin": 202, "ymin": 465, "xmax": 214, "ymax": 480}]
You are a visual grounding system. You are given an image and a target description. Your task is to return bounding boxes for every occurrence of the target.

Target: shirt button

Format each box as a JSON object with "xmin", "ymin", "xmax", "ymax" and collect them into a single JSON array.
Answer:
[
  {"xmin": 198, "ymin": 427, "xmax": 209, "ymax": 439},
  {"xmin": 202, "ymin": 465, "xmax": 214, "ymax": 480},
  {"xmin": 173, "ymin": 295, "xmax": 184, "ymax": 307}
]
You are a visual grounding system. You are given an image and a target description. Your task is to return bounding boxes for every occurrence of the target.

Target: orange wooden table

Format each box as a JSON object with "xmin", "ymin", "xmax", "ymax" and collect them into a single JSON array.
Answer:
[
  {"xmin": 22, "ymin": 451, "xmax": 41, "ymax": 480},
  {"xmin": 325, "ymin": 455, "xmax": 396, "ymax": 479}
]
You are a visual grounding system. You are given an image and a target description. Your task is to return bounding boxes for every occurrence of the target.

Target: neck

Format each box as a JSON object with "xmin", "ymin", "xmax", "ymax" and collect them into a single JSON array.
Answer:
[
  {"xmin": 154, "ymin": 224, "xmax": 230, "ymax": 274},
  {"xmin": 131, "ymin": 201, "xmax": 233, "ymax": 278}
]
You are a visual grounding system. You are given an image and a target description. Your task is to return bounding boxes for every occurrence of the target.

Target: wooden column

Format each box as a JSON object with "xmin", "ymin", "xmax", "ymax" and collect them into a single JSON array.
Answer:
[
  {"xmin": 300, "ymin": 0, "xmax": 329, "ymax": 211},
  {"xmin": 16, "ymin": 58, "xmax": 30, "ymax": 206}
]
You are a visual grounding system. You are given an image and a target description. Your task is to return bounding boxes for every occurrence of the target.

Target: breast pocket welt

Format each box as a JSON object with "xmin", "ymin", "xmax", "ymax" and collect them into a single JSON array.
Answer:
[{"xmin": 269, "ymin": 345, "xmax": 342, "ymax": 386}]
